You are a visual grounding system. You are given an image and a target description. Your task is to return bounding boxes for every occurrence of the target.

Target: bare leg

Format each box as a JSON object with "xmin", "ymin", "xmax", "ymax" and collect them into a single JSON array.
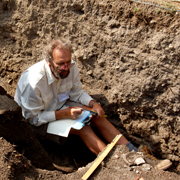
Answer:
[
  {"xmin": 70, "ymin": 125, "xmax": 106, "ymax": 155},
  {"xmin": 69, "ymin": 105, "xmax": 131, "ymax": 155},
  {"xmin": 91, "ymin": 116, "xmax": 128, "ymax": 145},
  {"xmin": 82, "ymin": 105, "xmax": 129, "ymax": 146}
]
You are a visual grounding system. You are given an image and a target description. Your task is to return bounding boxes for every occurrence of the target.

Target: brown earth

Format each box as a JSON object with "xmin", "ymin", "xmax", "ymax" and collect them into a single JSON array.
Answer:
[{"xmin": 0, "ymin": 0, "xmax": 180, "ymax": 179}]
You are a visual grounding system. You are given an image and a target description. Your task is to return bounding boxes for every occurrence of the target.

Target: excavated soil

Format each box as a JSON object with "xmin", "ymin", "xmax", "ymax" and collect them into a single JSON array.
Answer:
[{"xmin": 0, "ymin": 0, "xmax": 180, "ymax": 179}]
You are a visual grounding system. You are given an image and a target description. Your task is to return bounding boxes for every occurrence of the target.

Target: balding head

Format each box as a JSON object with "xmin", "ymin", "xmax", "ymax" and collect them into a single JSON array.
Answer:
[{"xmin": 42, "ymin": 39, "xmax": 72, "ymax": 62}]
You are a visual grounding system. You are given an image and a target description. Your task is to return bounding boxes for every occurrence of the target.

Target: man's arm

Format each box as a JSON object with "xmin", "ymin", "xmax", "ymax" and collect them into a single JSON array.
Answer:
[
  {"xmin": 15, "ymin": 83, "xmax": 83, "ymax": 126},
  {"xmin": 55, "ymin": 107, "xmax": 83, "ymax": 120},
  {"xmin": 89, "ymin": 100, "xmax": 98, "ymax": 109},
  {"xmin": 14, "ymin": 82, "xmax": 57, "ymax": 126},
  {"xmin": 69, "ymin": 65, "xmax": 105, "ymax": 116}
]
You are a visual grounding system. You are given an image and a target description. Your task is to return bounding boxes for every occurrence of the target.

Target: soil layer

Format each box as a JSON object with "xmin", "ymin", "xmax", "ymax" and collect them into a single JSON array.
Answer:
[{"xmin": 0, "ymin": 0, "xmax": 180, "ymax": 179}]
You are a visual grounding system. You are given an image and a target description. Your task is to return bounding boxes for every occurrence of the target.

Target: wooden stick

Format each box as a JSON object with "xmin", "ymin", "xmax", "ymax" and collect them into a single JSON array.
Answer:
[{"xmin": 82, "ymin": 134, "xmax": 122, "ymax": 180}]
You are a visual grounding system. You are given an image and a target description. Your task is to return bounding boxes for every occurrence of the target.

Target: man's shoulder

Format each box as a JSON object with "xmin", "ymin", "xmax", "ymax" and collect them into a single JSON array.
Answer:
[
  {"xmin": 19, "ymin": 60, "xmax": 47, "ymax": 88},
  {"xmin": 28, "ymin": 60, "xmax": 46, "ymax": 73},
  {"xmin": 69, "ymin": 60, "xmax": 79, "ymax": 75}
]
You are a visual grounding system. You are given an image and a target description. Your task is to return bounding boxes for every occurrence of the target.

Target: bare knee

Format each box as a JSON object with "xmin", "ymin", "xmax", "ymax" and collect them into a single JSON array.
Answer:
[
  {"xmin": 70, "ymin": 124, "xmax": 93, "ymax": 136},
  {"xmin": 91, "ymin": 116, "xmax": 107, "ymax": 127}
]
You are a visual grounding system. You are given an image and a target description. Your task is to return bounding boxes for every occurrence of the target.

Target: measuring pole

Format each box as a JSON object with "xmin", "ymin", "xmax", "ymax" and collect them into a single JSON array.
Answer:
[{"xmin": 82, "ymin": 134, "xmax": 122, "ymax": 180}]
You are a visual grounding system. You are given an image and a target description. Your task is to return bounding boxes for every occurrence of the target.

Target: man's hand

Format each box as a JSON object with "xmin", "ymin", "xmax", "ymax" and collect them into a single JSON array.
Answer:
[
  {"xmin": 69, "ymin": 107, "xmax": 83, "ymax": 119},
  {"xmin": 91, "ymin": 102, "xmax": 105, "ymax": 117},
  {"xmin": 55, "ymin": 106, "xmax": 83, "ymax": 120}
]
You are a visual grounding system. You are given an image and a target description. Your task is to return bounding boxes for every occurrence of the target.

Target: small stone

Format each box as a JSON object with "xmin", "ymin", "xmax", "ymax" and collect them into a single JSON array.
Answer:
[
  {"xmin": 150, "ymin": 20, "xmax": 156, "ymax": 24},
  {"xmin": 87, "ymin": 70, "xmax": 93, "ymax": 75},
  {"xmin": 8, "ymin": 79, "xmax": 13, "ymax": 84},
  {"xmin": 141, "ymin": 163, "xmax": 152, "ymax": 171},
  {"xmin": 114, "ymin": 154, "xmax": 119, "ymax": 159},
  {"xmin": 169, "ymin": 44, "xmax": 174, "ymax": 49},
  {"xmin": 135, "ymin": 157, "xmax": 145, "ymax": 165}
]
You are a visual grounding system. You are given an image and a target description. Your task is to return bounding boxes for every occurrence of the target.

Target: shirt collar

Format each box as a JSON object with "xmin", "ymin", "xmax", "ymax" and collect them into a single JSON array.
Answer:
[{"xmin": 44, "ymin": 60, "xmax": 58, "ymax": 85}]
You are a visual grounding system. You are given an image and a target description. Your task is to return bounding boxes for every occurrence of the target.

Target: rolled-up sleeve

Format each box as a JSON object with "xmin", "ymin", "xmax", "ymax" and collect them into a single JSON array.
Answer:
[{"xmin": 30, "ymin": 111, "xmax": 56, "ymax": 126}]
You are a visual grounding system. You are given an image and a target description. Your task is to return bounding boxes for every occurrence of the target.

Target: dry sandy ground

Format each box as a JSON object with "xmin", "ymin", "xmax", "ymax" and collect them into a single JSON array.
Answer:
[{"xmin": 0, "ymin": 0, "xmax": 180, "ymax": 179}]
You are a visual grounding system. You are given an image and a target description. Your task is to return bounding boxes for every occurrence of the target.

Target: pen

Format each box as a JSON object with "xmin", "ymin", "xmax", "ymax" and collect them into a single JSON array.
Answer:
[{"xmin": 88, "ymin": 110, "xmax": 108, "ymax": 117}]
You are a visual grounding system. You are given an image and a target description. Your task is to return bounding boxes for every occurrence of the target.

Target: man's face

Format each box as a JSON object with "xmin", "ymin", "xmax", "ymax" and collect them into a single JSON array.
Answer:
[{"xmin": 51, "ymin": 48, "xmax": 71, "ymax": 79}]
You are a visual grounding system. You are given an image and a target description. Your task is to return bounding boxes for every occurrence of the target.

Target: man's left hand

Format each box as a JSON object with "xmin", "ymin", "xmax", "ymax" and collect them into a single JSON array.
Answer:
[{"xmin": 91, "ymin": 102, "xmax": 105, "ymax": 117}]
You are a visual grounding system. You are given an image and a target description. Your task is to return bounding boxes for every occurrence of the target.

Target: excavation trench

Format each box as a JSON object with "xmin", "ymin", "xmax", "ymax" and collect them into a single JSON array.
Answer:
[
  {"xmin": 0, "ymin": 85, "xmax": 179, "ymax": 179},
  {"xmin": 0, "ymin": 0, "xmax": 180, "ymax": 179}
]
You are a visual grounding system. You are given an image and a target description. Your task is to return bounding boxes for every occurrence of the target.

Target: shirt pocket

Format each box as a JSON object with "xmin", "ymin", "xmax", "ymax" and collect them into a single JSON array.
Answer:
[{"xmin": 59, "ymin": 82, "xmax": 72, "ymax": 93}]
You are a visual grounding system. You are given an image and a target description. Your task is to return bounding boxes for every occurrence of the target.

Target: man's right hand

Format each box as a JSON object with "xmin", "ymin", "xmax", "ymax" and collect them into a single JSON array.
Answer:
[
  {"xmin": 55, "ymin": 106, "xmax": 83, "ymax": 120},
  {"xmin": 68, "ymin": 107, "xmax": 83, "ymax": 119}
]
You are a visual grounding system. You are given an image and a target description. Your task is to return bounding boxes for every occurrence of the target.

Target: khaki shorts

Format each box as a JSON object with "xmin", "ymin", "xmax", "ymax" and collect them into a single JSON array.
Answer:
[{"xmin": 31, "ymin": 100, "xmax": 84, "ymax": 145}]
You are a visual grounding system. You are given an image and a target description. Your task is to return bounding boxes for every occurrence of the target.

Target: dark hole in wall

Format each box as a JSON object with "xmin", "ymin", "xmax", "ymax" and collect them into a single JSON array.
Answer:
[{"xmin": 38, "ymin": 134, "xmax": 96, "ymax": 172}]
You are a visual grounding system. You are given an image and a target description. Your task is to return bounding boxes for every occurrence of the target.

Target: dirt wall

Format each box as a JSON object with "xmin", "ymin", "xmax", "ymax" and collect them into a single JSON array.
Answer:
[{"xmin": 0, "ymin": 0, "xmax": 180, "ymax": 174}]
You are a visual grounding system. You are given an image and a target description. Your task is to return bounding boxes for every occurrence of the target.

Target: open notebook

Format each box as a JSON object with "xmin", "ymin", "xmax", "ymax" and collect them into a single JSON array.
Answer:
[{"xmin": 47, "ymin": 105, "xmax": 91, "ymax": 137}]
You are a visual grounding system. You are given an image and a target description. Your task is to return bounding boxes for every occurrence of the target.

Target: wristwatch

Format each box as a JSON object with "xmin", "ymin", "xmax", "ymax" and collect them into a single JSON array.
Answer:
[{"xmin": 91, "ymin": 101, "xmax": 100, "ymax": 108}]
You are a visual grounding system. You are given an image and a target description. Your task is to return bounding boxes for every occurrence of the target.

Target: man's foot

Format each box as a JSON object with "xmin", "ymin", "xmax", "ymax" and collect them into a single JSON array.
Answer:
[
  {"xmin": 146, "ymin": 158, "xmax": 172, "ymax": 170},
  {"xmin": 138, "ymin": 145, "xmax": 172, "ymax": 170}
]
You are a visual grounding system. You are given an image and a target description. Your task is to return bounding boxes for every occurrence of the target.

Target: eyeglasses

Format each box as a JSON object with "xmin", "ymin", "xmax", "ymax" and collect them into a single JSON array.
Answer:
[{"xmin": 52, "ymin": 60, "xmax": 74, "ymax": 70}]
